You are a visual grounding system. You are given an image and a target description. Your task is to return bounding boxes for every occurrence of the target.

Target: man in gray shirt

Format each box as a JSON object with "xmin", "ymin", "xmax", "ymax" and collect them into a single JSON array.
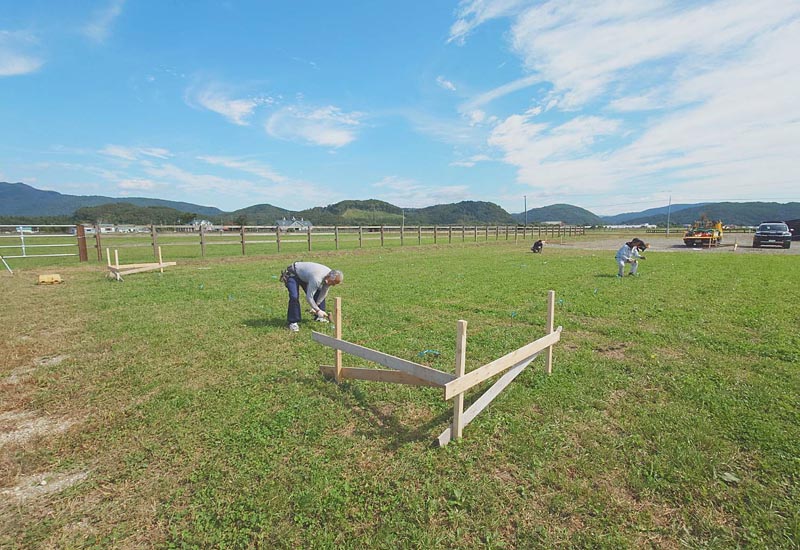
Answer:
[{"xmin": 280, "ymin": 261, "xmax": 343, "ymax": 332}]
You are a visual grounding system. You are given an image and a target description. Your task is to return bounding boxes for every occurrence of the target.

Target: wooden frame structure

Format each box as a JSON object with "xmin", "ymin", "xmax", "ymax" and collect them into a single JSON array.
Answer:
[
  {"xmin": 315, "ymin": 292, "xmax": 562, "ymax": 446},
  {"xmin": 106, "ymin": 247, "xmax": 176, "ymax": 281}
]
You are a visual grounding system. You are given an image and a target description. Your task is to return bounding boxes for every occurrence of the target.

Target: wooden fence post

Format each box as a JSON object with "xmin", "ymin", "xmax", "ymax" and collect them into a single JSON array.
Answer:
[
  {"xmin": 76, "ymin": 224, "xmax": 88, "ymax": 262},
  {"xmin": 514, "ymin": 226, "xmax": 518, "ymax": 243},
  {"xmin": 418, "ymin": 225, "xmax": 422, "ymax": 245},
  {"xmin": 473, "ymin": 226, "xmax": 478, "ymax": 242},
  {"xmin": 400, "ymin": 224, "xmax": 404, "ymax": 246},
  {"xmin": 485, "ymin": 225, "xmax": 489, "ymax": 241},
  {"xmin": 335, "ymin": 297, "xmax": 343, "ymax": 382},
  {"xmin": 453, "ymin": 320, "xmax": 468, "ymax": 440},
  {"xmin": 94, "ymin": 225, "xmax": 102, "ymax": 261},
  {"xmin": 448, "ymin": 225, "xmax": 452, "ymax": 243},
  {"xmin": 546, "ymin": 290, "xmax": 555, "ymax": 375},
  {"xmin": 276, "ymin": 227, "xmax": 282, "ymax": 252},
  {"xmin": 200, "ymin": 225, "xmax": 206, "ymax": 257},
  {"xmin": 380, "ymin": 225, "xmax": 385, "ymax": 247},
  {"xmin": 151, "ymin": 225, "xmax": 159, "ymax": 260},
  {"xmin": 241, "ymin": 226, "xmax": 246, "ymax": 255},
  {"xmin": 307, "ymin": 226, "xmax": 312, "ymax": 251},
  {"xmin": 505, "ymin": 225, "xmax": 509, "ymax": 240},
  {"xmin": 358, "ymin": 226, "xmax": 363, "ymax": 248},
  {"xmin": 434, "ymin": 225, "xmax": 438, "ymax": 244},
  {"xmin": 462, "ymin": 225, "xmax": 466, "ymax": 242},
  {"xmin": 335, "ymin": 226, "xmax": 339, "ymax": 250},
  {"xmin": 496, "ymin": 225, "xmax": 499, "ymax": 240}
]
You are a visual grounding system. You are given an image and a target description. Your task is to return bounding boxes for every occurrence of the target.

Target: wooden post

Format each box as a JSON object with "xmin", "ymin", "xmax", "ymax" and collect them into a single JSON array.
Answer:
[
  {"xmin": 335, "ymin": 297, "xmax": 343, "ymax": 383},
  {"xmin": 114, "ymin": 249, "xmax": 120, "ymax": 269},
  {"xmin": 307, "ymin": 226, "xmax": 312, "ymax": 251},
  {"xmin": 380, "ymin": 225, "xmax": 385, "ymax": 247},
  {"xmin": 76, "ymin": 224, "xmax": 88, "ymax": 262},
  {"xmin": 461, "ymin": 225, "xmax": 466, "ymax": 242},
  {"xmin": 335, "ymin": 226, "xmax": 339, "ymax": 250},
  {"xmin": 276, "ymin": 227, "xmax": 281, "ymax": 252},
  {"xmin": 150, "ymin": 225, "xmax": 159, "ymax": 260},
  {"xmin": 496, "ymin": 225, "xmax": 499, "ymax": 240},
  {"xmin": 200, "ymin": 225, "xmax": 206, "ymax": 257},
  {"xmin": 546, "ymin": 290, "xmax": 555, "ymax": 375},
  {"xmin": 473, "ymin": 226, "xmax": 478, "ymax": 242},
  {"xmin": 453, "ymin": 320, "xmax": 468, "ymax": 440},
  {"xmin": 434, "ymin": 225, "xmax": 438, "ymax": 244},
  {"xmin": 94, "ymin": 225, "xmax": 102, "ymax": 261},
  {"xmin": 158, "ymin": 246, "xmax": 164, "ymax": 273},
  {"xmin": 448, "ymin": 225, "xmax": 452, "ymax": 243},
  {"xmin": 418, "ymin": 225, "xmax": 422, "ymax": 245},
  {"xmin": 514, "ymin": 226, "xmax": 518, "ymax": 243},
  {"xmin": 400, "ymin": 224, "xmax": 404, "ymax": 246},
  {"xmin": 358, "ymin": 226, "xmax": 363, "ymax": 248},
  {"xmin": 485, "ymin": 225, "xmax": 489, "ymax": 241},
  {"xmin": 240, "ymin": 226, "xmax": 246, "ymax": 256}
]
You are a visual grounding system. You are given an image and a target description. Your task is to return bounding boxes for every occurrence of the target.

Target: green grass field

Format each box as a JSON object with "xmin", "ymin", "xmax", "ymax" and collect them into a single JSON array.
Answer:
[{"xmin": 1, "ymin": 241, "xmax": 798, "ymax": 548}]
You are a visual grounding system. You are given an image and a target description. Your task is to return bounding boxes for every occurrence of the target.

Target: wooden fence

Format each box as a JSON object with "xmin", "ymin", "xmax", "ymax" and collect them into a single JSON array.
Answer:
[{"xmin": 315, "ymin": 293, "xmax": 562, "ymax": 446}]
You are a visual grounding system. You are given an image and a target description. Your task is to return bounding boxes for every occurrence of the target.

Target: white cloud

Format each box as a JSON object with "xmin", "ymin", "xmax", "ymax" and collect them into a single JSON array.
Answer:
[
  {"xmin": 449, "ymin": 0, "xmax": 529, "ymax": 44},
  {"xmin": 450, "ymin": 154, "xmax": 491, "ymax": 167},
  {"xmin": 187, "ymin": 84, "xmax": 274, "ymax": 126},
  {"xmin": 83, "ymin": 0, "xmax": 126, "ymax": 43},
  {"xmin": 460, "ymin": 1, "xmax": 800, "ymax": 205},
  {"xmin": 437, "ymin": 76, "xmax": 457, "ymax": 91},
  {"xmin": 197, "ymin": 156, "xmax": 289, "ymax": 184},
  {"xmin": 186, "ymin": 83, "xmax": 274, "ymax": 126},
  {"xmin": 118, "ymin": 178, "xmax": 159, "ymax": 191},
  {"xmin": 265, "ymin": 106, "xmax": 363, "ymax": 148},
  {"xmin": 372, "ymin": 176, "xmax": 471, "ymax": 208},
  {"xmin": 0, "ymin": 31, "xmax": 43, "ymax": 76},
  {"xmin": 100, "ymin": 145, "xmax": 172, "ymax": 161}
]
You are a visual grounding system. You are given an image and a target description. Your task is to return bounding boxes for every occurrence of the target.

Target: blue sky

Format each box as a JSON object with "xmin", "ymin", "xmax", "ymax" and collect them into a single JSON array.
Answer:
[{"xmin": 2, "ymin": 1, "xmax": 799, "ymax": 215}]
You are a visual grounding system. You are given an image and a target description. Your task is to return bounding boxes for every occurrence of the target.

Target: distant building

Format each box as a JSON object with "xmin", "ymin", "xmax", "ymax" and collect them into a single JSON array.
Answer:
[
  {"xmin": 604, "ymin": 223, "xmax": 657, "ymax": 229},
  {"xmin": 276, "ymin": 217, "xmax": 313, "ymax": 232}
]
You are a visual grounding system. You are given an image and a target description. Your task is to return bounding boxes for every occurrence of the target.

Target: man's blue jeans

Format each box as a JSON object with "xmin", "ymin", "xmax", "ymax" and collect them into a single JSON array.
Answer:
[{"xmin": 286, "ymin": 276, "xmax": 326, "ymax": 324}]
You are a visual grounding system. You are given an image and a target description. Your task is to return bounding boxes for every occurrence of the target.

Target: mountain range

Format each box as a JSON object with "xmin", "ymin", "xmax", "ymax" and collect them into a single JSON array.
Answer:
[{"xmin": 2, "ymin": 182, "xmax": 799, "ymax": 227}]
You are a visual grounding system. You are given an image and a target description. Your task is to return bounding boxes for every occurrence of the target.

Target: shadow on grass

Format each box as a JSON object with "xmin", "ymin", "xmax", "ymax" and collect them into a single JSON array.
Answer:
[
  {"xmin": 304, "ymin": 374, "xmax": 456, "ymax": 450},
  {"xmin": 243, "ymin": 317, "xmax": 289, "ymax": 329}
]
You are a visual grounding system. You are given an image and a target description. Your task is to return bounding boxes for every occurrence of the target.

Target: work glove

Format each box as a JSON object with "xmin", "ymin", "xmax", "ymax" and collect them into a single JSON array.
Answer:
[{"xmin": 315, "ymin": 310, "xmax": 329, "ymax": 322}]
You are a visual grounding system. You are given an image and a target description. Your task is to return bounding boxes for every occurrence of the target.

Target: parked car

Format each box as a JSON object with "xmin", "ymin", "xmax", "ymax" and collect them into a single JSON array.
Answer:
[{"xmin": 752, "ymin": 221, "xmax": 792, "ymax": 249}]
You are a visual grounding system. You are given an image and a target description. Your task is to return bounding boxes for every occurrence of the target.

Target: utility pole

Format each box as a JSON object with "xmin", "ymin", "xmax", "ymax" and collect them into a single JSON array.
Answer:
[
  {"xmin": 524, "ymin": 195, "xmax": 527, "ymax": 227},
  {"xmin": 666, "ymin": 194, "xmax": 672, "ymax": 236}
]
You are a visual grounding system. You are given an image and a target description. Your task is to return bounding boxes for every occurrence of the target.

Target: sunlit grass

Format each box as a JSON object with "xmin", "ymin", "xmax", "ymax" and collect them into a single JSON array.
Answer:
[{"xmin": 1, "ymin": 242, "xmax": 797, "ymax": 548}]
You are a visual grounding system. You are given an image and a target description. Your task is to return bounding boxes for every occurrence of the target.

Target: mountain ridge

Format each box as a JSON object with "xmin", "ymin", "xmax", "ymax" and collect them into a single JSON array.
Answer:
[{"xmin": 2, "ymin": 182, "xmax": 799, "ymax": 226}]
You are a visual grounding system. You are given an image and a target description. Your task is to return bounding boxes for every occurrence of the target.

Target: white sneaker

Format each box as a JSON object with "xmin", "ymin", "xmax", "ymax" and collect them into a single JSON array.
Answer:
[{"xmin": 288, "ymin": 322, "xmax": 299, "ymax": 332}]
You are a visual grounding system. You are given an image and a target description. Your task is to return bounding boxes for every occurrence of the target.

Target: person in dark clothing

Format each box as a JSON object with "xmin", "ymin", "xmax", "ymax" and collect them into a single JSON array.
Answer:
[{"xmin": 531, "ymin": 240, "xmax": 545, "ymax": 253}]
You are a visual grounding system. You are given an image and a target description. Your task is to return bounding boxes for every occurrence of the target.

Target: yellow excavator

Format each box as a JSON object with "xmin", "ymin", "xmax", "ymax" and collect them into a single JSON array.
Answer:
[{"xmin": 683, "ymin": 218, "xmax": 723, "ymax": 247}]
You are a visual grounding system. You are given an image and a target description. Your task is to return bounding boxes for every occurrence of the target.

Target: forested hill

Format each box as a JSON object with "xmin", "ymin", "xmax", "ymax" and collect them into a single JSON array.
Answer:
[
  {"xmin": 617, "ymin": 202, "xmax": 800, "ymax": 226},
  {"xmin": 0, "ymin": 182, "xmax": 224, "ymax": 217},
  {"xmin": 514, "ymin": 204, "xmax": 604, "ymax": 226}
]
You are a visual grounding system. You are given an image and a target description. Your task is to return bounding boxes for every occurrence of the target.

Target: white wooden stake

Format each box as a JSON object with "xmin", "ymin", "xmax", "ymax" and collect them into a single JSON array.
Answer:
[
  {"xmin": 546, "ymin": 290, "xmax": 555, "ymax": 374},
  {"xmin": 452, "ymin": 320, "xmax": 468, "ymax": 440},
  {"xmin": 334, "ymin": 296, "xmax": 342, "ymax": 383}
]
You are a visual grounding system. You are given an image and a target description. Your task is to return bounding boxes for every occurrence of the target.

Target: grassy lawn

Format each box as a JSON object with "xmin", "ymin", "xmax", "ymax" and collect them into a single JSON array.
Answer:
[{"xmin": 1, "ymin": 242, "xmax": 798, "ymax": 548}]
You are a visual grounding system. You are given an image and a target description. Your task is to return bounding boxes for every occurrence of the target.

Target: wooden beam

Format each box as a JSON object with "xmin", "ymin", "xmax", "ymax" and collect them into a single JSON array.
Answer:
[
  {"xmin": 312, "ymin": 332, "xmax": 454, "ymax": 387},
  {"xmin": 546, "ymin": 290, "xmax": 555, "ymax": 374},
  {"xmin": 319, "ymin": 366, "xmax": 440, "ymax": 387},
  {"xmin": 435, "ymin": 356, "xmax": 533, "ymax": 447},
  {"xmin": 452, "ymin": 320, "xmax": 467, "ymax": 441},
  {"xmin": 334, "ymin": 297, "xmax": 342, "ymax": 383},
  {"xmin": 444, "ymin": 327, "xmax": 561, "ymax": 400}
]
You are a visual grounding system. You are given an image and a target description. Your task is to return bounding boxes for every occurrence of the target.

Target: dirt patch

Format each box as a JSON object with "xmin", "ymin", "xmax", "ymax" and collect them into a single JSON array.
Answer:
[
  {"xmin": 33, "ymin": 354, "xmax": 69, "ymax": 367},
  {"xmin": 3, "ymin": 366, "xmax": 36, "ymax": 384},
  {"xmin": 594, "ymin": 343, "xmax": 628, "ymax": 360},
  {"xmin": 0, "ymin": 411, "xmax": 76, "ymax": 448},
  {"xmin": 0, "ymin": 470, "xmax": 90, "ymax": 504}
]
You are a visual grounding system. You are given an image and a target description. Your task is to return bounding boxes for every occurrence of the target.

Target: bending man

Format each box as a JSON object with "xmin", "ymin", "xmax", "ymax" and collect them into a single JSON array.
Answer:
[
  {"xmin": 615, "ymin": 238, "xmax": 647, "ymax": 277},
  {"xmin": 281, "ymin": 261, "xmax": 343, "ymax": 332}
]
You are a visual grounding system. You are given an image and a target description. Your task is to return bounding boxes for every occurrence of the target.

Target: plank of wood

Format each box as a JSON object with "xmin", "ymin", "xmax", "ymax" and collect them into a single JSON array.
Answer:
[
  {"xmin": 546, "ymin": 290, "xmax": 555, "ymax": 374},
  {"xmin": 453, "ymin": 320, "xmax": 468, "ymax": 440},
  {"xmin": 115, "ymin": 263, "xmax": 177, "ymax": 277},
  {"xmin": 435, "ymin": 356, "xmax": 533, "ymax": 447},
  {"xmin": 312, "ymin": 332, "xmax": 454, "ymax": 387},
  {"xmin": 444, "ymin": 327, "xmax": 561, "ymax": 400},
  {"xmin": 319, "ymin": 365, "xmax": 440, "ymax": 387}
]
